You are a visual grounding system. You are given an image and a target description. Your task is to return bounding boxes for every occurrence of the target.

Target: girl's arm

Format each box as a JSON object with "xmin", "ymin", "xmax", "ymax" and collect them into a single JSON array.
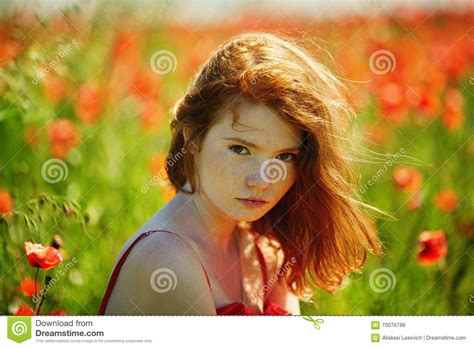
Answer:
[{"xmin": 105, "ymin": 232, "xmax": 216, "ymax": 315}]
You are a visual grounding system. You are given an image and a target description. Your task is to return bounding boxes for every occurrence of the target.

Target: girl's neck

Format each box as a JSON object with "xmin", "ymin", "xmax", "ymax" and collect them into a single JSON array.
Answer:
[{"xmin": 172, "ymin": 188, "xmax": 239, "ymax": 256}]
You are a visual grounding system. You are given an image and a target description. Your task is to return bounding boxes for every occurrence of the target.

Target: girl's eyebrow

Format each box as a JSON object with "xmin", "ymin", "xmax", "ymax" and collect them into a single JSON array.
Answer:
[{"xmin": 223, "ymin": 137, "xmax": 301, "ymax": 153}]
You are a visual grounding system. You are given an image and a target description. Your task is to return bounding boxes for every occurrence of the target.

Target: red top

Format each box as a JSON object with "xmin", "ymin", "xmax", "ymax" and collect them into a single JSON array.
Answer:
[{"xmin": 98, "ymin": 230, "xmax": 291, "ymax": 315}]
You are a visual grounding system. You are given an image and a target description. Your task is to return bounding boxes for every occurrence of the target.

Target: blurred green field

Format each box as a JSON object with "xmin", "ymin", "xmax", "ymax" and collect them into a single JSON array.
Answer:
[{"xmin": 0, "ymin": 2, "xmax": 473, "ymax": 316}]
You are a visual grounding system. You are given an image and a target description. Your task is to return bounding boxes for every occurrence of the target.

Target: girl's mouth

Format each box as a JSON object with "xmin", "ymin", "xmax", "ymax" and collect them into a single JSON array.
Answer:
[{"xmin": 236, "ymin": 198, "xmax": 269, "ymax": 208}]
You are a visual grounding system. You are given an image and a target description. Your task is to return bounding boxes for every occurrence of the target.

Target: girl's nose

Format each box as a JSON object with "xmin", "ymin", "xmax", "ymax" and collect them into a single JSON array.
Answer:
[{"xmin": 246, "ymin": 167, "xmax": 271, "ymax": 191}]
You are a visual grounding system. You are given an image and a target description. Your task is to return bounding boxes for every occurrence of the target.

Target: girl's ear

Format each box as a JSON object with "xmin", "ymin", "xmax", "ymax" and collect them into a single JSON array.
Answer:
[{"xmin": 183, "ymin": 126, "xmax": 198, "ymax": 155}]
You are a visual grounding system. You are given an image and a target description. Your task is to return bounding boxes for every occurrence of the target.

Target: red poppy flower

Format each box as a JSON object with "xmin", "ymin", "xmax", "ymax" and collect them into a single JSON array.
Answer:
[
  {"xmin": 411, "ymin": 86, "xmax": 440, "ymax": 118},
  {"xmin": 13, "ymin": 304, "xmax": 34, "ymax": 316},
  {"xmin": 417, "ymin": 230, "xmax": 448, "ymax": 265},
  {"xmin": 129, "ymin": 69, "xmax": 160, "ymax": 101},
  {"xmin": 378, "ymin": 82, "xmax": 409, "ymax": 126},
  {"xmin": 47, "ymin": 119, "xmax": 80, "ymax": 159},
  {"xmin": 24, "ymin": 242, "xmax": 63, "ymax": 270},
  {"xmin": 442, "ymin": 108, "xmax": 464, "ymax": 132},
  {"xmin": 434, "ymin": 189, "xmax": 458, "ymax": 213},
  {"xmin": 48, "ymin": 119, "xmax": 78, "ymax": 145},
  {"xmin": 17, "ymin": 278, "xmax": 41, "ymax": 297},
  {"xmin": 139, "ymin": 101, "xmax": 163, "ymax": 132},
  {"xmin": 0, "ymin": 189, "xmax": 13, "ymax": 215},
  {"xmin": 442, "ymin": 88, "xmax": 464, "ymax": 132},
  {"xmin": 76, "ymin": 82, "xmax": 103, "ymax": 124},
  {"xmin": 393, "ymin": 167, "xmax": 423, "ymax": 193},
  {"xmin": 112, "ymin": 30, "xmax": 140, "ymax": 65},
  {"xmin": 0, "ymin": 37, "xmax": 23, "ymax": 66},
  {"xmin": 423, "ymin": 68, "xmax": 446, "ymax": 93},
  {"xmin": 43, "ymin": 74, "xmax": 68, "ymax": 103}
]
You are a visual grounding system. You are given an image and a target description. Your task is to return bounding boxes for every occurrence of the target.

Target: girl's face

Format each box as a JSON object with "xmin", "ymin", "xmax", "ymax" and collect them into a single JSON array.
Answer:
[{"xmin": 192, "ymin": 98, "xmax": 303, "ymax": 222}]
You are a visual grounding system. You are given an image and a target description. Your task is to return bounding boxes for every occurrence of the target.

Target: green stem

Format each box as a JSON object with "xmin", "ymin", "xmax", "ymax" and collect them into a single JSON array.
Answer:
[
  {"xmin": 36, "ymin": 292, "xmax": 46, "ymax": 315},
  {"xmin": 36, "ymin": 276, "xmax": 50, "ymax": 316}
]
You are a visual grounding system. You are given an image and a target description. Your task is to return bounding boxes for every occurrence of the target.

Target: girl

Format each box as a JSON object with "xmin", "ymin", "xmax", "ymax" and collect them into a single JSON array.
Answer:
[{"xmin": 99, "ymin": 32, "xmax": 382, "ymax": 315}]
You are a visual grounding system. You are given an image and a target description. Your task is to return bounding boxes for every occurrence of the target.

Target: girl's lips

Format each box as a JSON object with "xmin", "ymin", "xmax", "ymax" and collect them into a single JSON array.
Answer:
[{"xmin": 236, "ymin": 198, "xmax": 269, "ymax": 208}]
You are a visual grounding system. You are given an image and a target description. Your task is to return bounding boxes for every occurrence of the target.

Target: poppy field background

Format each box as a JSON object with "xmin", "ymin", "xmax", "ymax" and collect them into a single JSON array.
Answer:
[{"xmin": 0, "ymin": 1, "xmax": 473, "ymax": 316}]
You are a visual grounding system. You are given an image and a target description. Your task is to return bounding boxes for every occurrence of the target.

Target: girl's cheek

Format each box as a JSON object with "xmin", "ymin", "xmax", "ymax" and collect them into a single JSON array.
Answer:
[{"xmin": 204, "ymin": 149, "xmax": 242, "ymax": 177}]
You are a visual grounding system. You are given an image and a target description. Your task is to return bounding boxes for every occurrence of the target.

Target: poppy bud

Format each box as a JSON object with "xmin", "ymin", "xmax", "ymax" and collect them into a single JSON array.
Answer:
[{"xmin": 50, "ymin": 234, "xmax": 63, "ymax": 249}]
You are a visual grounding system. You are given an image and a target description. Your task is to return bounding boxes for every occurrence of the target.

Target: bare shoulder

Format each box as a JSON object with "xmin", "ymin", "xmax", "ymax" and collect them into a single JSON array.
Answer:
[{"xmin": 104, "ymin": 231, "xmax": 216, "ymax": 315}]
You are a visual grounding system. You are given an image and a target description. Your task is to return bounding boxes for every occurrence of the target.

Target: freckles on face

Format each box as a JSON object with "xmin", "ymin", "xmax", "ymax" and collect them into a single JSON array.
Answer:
[
  {"xmin": 199, "ymin": 142, "xmax": 243, "ymax": 190},
  {"xmin": 193, "ymin": 98, "xmax": 303, "ymax": 221}
]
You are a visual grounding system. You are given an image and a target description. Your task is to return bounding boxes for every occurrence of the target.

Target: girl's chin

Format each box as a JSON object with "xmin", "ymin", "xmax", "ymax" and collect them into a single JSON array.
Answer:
[{"xmin": 228, "ymin": 210, "xmax": 266, "ymax": 222}]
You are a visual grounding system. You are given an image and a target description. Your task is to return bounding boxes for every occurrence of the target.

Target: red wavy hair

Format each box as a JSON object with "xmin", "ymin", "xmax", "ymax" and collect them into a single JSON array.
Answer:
[{"xmin": 166, "ymin": 32, "xmax": 383, "ymax": 298}]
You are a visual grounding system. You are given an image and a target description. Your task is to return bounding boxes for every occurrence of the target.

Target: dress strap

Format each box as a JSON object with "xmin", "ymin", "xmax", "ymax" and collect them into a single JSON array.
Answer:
[{"xmin": 98, "ymin": 230, "xmax": 212, "ymax": 315}]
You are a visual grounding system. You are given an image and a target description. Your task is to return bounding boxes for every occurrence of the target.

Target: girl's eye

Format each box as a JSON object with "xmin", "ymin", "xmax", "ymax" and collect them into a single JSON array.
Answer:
[
  {"xmin": 228, "ymin": 145, "xmax": 297, "ymax": 162},
  {"xmin": 276, "ymin": 153, "xmax": 297, "ymax": 162},
  {"xmin": 228, "ymin": 145, "xmax": 250, "ymax": 155}
]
